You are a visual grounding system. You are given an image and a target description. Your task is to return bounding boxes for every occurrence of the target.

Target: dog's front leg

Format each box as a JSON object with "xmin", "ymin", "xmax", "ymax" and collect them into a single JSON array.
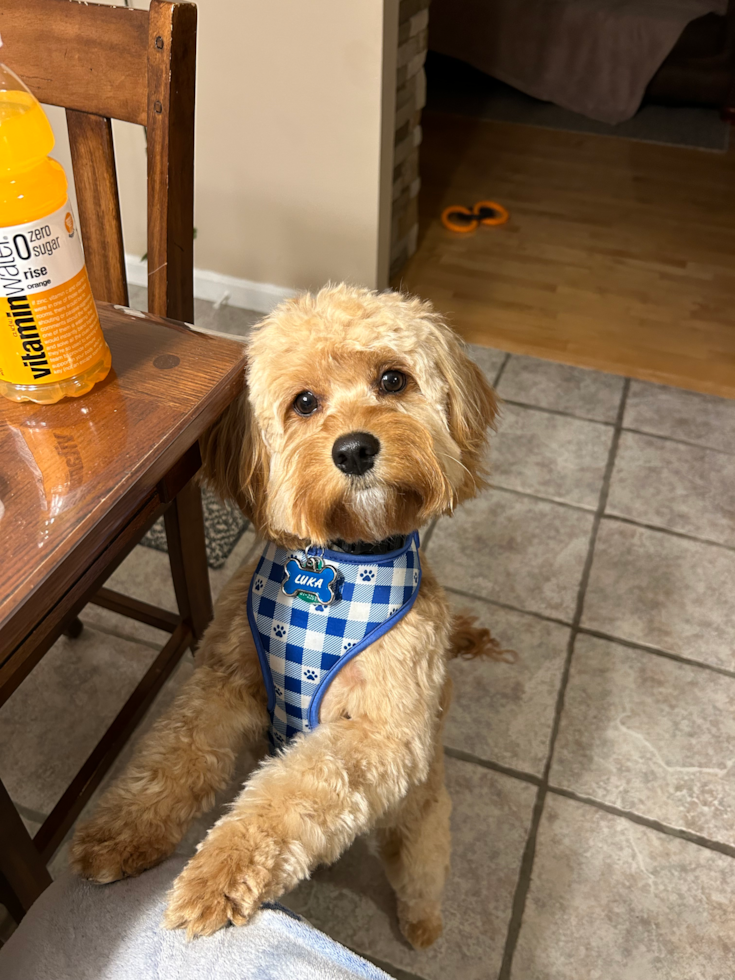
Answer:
[{"xmin": 163, "ymin": 715, "xmax": 433, "ymax": 938}]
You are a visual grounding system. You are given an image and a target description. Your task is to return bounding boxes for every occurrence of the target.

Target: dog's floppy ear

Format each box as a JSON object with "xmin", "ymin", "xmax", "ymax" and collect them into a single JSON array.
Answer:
[
  {"xmin": 199, "ymin": 388, "xmax": 270, "ymax": 526},
  {"xmin": 433, "ymin": 323, "xmax": 498, "ymax": 502}
]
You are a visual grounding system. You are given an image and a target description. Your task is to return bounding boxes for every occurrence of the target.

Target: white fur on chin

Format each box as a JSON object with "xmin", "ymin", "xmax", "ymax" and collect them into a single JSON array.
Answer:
[{"xmin": 350, "ymin": 484, "xmax": 389, "ymax": 541}]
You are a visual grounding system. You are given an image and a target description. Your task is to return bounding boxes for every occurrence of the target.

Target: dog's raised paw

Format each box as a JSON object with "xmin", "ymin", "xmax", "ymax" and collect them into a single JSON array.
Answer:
[
  {"xmin": 164, "ymin": 825, "xmax": 276, "ymax": 939},
  {"xmin": 164, "ymin": 879, "xmax": 246, "ymax": 939},
  {"xmin": 164, "ymin": 865, "xmax": 259, "ymax": 939}
]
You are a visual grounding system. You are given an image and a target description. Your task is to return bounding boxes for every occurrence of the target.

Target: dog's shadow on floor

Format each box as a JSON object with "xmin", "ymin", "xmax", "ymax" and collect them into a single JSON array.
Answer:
[{"xmin": 286, "ymin": 835, "xmax": 411, "ymax": 949}]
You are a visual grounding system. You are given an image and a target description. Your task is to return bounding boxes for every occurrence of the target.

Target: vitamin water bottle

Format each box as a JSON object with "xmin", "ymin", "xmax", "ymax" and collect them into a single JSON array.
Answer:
[{"xmin": 0, "ymin": 60, "xmax": 111, "ymax": 403}]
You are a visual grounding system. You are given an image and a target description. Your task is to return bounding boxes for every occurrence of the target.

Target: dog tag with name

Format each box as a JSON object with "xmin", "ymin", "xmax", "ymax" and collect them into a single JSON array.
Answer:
[{"xmin": 281, "ymin": 555, "xmax": 339, "ymax": 605}]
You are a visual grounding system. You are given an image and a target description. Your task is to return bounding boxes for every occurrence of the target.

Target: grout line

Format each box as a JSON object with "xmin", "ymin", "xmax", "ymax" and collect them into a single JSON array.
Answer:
[
  {"xmin": 419, "ymin": 516, "xmax": 440, "ymax": 553},
  {"xmin": 601, "ymin": 513, "xmax": 735, "ymax": 554},
  {"xmin": 14, "ymin": 801, "xmax": 49, "ymax": 827},
  {"xmin": 445, "ymin": 598, "xmax": 735, "ymax": 703},
  {"xmin": 349, "ymin": 949, "xmax": 429, "ymax": 980},
  {"xmin": 492, "ymin": 402, "xmax": 734, "ymax": 461},
  {"xmin": 444, "ymin": 586, "xmax": 573, "ymax": 628},
  {"xmin": 492, "ymin": 352, "xmax": 512, "ymax": 388},
  {"xmin": 499, "ymin": 398, "xmax": 615, "ymax": 427},
  {"xmin": 489, "ymin": 484, "xmax": 596, "ymax": 514},
  {"xmin": 547, "ymin": 786, "xmax": 735, "ymax": 860},
  {"xmin": 577, "ymin": 626, "xmax": 735, "ymax": 681},
  {"xmin": 497, "ymin": 378, "xmax": 629, "ymax": 980},
  {"xmin": 489, "ymin": 387, "xmax": 734, "ymax": 460},
  {"xmin": 430, "ymin": 492, "xmax": 735, "ymax": 568},
  {"xmin": 621, "ymin": 426, "xmax": 735, "ymax": 458},
  {"xmin": 497, "ymin": 783, "xmax": 547, "ymax": 980},
  {"xmin": 444, "ymin": 746, "xmax": 542, "ymax": 786}
]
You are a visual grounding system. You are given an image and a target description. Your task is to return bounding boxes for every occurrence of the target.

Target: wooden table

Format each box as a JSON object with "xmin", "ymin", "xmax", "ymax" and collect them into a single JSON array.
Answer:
[{"xmin": 0, "ymin": 302, "xmax": 246, "ymax": 917}]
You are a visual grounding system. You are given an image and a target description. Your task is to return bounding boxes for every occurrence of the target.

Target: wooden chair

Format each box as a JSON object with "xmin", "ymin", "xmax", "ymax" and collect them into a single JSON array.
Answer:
[{"xmin": 0, "ymin": 0, "xmax": 244, "ymax": 924}]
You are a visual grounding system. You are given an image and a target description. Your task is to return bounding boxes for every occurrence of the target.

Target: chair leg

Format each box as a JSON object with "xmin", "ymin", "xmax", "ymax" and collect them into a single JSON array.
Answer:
[
  {"xmin": 0, "ymin": 870, "xmax": 26, "ymax": 926},
  {"xmin": 164, "ymin": 479, "xmax": 213, "ymax": 648},
  {"xmin": 62, "ymin": 617, "xmax": 84, "ymax": 639},
  {"xmin": 0, "ymin": 779, "xmax": 51, "ymax": 921}
]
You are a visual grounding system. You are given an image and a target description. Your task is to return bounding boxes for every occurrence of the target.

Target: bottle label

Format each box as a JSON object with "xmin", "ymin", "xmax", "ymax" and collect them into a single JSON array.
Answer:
[{"xmin": 0, "ymin": 200, "xmax": 107, "ymax": 386}]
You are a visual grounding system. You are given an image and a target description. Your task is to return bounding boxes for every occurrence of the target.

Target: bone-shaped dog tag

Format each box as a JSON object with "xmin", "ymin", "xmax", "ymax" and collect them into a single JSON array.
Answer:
[{"xmin": 282, "ymin": 555, "xmax": 338, "ymax": 605}]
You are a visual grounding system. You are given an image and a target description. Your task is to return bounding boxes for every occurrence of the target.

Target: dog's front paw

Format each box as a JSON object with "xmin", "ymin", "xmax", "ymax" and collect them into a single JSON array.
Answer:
[
  {"xmin": 70, "ymin": 815, "xmax": 176, "ymax": 884},
  {"xmin": 163, "ymin": 822, "xmax": 278, "ymax": 939},
  {"xmin": 397, "ymin": 900, "xmax": 444, "ymax": 949}
]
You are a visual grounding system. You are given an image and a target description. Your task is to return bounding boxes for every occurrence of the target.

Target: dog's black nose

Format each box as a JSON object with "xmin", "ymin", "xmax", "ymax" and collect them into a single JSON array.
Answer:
[{"xmin": 332, "ymin": 432, "xmax": 380, "ymax": 476}]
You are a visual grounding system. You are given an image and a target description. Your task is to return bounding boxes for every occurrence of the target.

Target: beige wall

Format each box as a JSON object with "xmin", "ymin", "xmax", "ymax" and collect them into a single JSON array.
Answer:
[{"xmin": 47, "ymin": 0, "xmax": 397, "ymax": 296}]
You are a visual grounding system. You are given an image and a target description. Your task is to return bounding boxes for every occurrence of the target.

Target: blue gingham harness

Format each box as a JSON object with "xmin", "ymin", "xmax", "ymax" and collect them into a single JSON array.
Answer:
[{"xmin": 247, "ymin": 533, "xmax": 421, "ymax": 750}]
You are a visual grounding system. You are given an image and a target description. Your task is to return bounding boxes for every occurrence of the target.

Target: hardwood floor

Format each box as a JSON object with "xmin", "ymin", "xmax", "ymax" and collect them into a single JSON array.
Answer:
[{"xmin": 397, "ymin": 111, "xmax": 735, "ymax": 399}]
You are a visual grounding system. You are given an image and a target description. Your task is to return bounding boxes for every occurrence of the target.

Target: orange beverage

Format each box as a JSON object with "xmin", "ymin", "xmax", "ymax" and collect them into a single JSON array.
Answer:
[{"xmin": 0, "ymin": 61, "xmax": 111, "ymax": 403}]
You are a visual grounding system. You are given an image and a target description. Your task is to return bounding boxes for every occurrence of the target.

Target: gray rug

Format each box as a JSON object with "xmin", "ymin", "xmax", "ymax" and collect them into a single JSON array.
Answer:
[
  {"xmin": 141, "ymin": 489, "xmax": 249, "ymax": 569},
  {"xmin": 426, "ymin": 52, "xmax": 731, "ymax": 152}
]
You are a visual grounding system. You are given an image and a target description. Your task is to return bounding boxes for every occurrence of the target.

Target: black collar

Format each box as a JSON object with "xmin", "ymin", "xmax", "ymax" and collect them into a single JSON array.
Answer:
[{"xmin": 328, "ymin": 534, "xmax": 407, "ymax": 556}]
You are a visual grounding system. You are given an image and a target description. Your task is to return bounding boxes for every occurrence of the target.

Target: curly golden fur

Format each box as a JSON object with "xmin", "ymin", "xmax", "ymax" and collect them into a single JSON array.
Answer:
[{"xmin": 70, "ymin": 284, "xmax": 501, "ymax": 948}]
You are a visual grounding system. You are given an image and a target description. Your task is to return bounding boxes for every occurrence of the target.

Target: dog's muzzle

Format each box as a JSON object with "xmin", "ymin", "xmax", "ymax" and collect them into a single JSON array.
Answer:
[{"xmin": 332, "ymin": 431, "xmax": 380, "ymax": 476}]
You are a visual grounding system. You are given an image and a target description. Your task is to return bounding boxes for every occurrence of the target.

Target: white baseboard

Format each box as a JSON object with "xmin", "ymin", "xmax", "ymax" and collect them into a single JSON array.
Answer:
[{"xmin": 125, "ymin": 255, "xmax": 298, "ymax": 315}]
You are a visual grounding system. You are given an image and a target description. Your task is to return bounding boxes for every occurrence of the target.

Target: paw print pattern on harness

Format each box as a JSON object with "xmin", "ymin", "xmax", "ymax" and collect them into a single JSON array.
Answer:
[{"xmin": 249, "ymin": 533, "xmax": 421, "ymax": 748}]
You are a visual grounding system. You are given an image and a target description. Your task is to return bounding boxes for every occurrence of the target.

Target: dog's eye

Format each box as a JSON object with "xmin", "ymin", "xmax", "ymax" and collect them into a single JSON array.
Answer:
[
  {"xmin": 379, "ymin": 370, "xmax": 407, "ymax": 394},
  {"xmin": 293, "ymin": 390, "xmax": 319, "ymax": 416}
]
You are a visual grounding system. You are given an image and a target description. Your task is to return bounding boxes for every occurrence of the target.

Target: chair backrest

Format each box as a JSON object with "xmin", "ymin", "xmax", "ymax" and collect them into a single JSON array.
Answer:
[{"xmin": 0, "ymin": 0, "xmax": 196, "ymax": 322}]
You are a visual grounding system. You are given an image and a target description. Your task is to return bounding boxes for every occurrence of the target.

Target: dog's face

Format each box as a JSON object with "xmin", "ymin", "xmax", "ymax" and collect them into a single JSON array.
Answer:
[{"xmin": 202, "ymin": 285, "xmax": 497, "ymax": 548}]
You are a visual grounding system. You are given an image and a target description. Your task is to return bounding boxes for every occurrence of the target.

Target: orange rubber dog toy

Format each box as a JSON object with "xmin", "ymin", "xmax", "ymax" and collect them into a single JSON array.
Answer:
[{"xmin": 441, "ymin": 200, "xmax": 509, "ymax": 233}]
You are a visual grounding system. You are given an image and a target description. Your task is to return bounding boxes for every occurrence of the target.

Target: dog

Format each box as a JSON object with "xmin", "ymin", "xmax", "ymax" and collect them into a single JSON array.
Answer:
[{"xmin": 70, "ymin": 284, "xmax": 502, "ymax": 948}]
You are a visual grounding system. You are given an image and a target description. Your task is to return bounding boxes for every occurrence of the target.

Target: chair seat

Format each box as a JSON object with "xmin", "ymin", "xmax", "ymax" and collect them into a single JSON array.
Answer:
[
  {"xmin": 0, "ymin": 302, "xmax": 246, "ymax": 675},
  {"xmin": 0, "ymin": 854, "xmax": 392, "ymax": 980}
]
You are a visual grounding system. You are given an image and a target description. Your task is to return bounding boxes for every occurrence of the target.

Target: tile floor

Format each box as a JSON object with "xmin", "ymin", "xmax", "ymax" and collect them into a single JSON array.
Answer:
[{"xmin": 2, "ymin": 297, "xmax": 735, "ymax": 978}]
